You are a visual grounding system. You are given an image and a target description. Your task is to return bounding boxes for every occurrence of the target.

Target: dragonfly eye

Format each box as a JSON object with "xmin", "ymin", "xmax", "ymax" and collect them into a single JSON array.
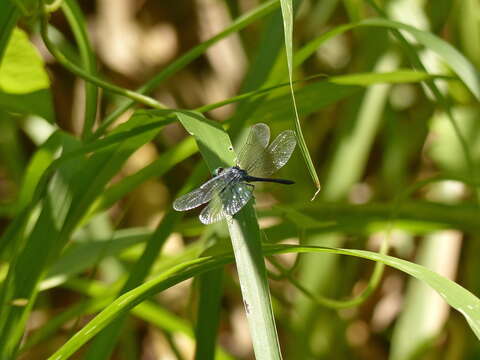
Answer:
[{"xmin": 214, "ymin": 167, "xmax": 224, "ymax": 176}]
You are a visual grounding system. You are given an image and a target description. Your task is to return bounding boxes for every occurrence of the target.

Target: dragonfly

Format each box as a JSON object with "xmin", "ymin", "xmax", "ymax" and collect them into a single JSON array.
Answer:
[{"xmin": 173, "ymin": 123, "xmax": 297, "ymax": 224}]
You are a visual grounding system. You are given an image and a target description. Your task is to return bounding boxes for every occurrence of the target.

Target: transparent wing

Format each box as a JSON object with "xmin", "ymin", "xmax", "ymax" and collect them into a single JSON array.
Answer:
[
  {"xmin": 244, "ymin": 129, "xmax": 297, "ymax": 177},
  {"xmin": 173, "ymin": 171, "xmax": 231, "ymax": 211},
  {"xmin": 265, "ymin": 130, "xmax": 296, "ymax": 173},
  {"xmin": 237, "ymin": 123, "xmax": 270, "ymax": 170},
  {"xmin": 198, "ymin": 182, "xmax": 253, "ymax": 224},
  {"xmin": 199, "ymin": 192, "xmax": 225, "ymax": 224},
  {"xmin": 222, "ymin": 182, "xmax": 253, "ymax": 216},
  {"xmin": 244, "ymin": 150, "xmax": 274, "ymax": 177}
]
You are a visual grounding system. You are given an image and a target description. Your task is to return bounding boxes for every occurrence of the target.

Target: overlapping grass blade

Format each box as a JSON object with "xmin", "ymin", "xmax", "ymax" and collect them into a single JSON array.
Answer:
[
  {"xmin": 176, "ymin": 111, "xmax": 282, "ymax": 360},
  {"xmin": 296, "ymin": 18, "xmax": 480, "ymax": 100},
  {"xmin": 84, "ymin": 164, "xmax": 205, "ymax": 359},
  {"xmin": 0, "ymin": 132, "xmax": 84, "ymax": 358},
  {"xmin": 0, "ymin": 111, "xmax": 166, "ymax": 358},
  {"xmin": 61, "ymin": 0, "xmax": 98, "ymax": 138},
  {"xmin": 88, "ymin": 136, "xmax": 198, "ymax": 216},
  {"xmin": 41, "ymin": 228, "xmax": 152, "ymax": 290},
  {"xmin": 92, "ymin": 0, "xmax": 280, "ymax": 138},
  {"xmin": 0, "ymin": 1, "xmax": 19, "ymax": 59},
  {"xmin": 47, "ymin": 244, "xmax": 480, "ymax": 359}
]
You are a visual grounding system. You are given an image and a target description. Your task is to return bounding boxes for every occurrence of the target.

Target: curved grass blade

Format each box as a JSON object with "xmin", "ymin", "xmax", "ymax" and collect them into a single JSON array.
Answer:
[
  {"xmin": 61, "ymin": 0, "xmax": 98, "ymax": 139},
  {"xmin": 91, "ymin": 0, "xmax": 280, "ymax": 139},
  {"xmin": 47, "ymin": 244, "xmax": 480, "ymax": 359},
  {"xmin": 0, "ymin": 111, "xmax": 166, "ymax": 358},
  {"xmin": 84, "ymin": 164, "xmax": 206, "ymax": 359},
  {"xmin": 88, "ymin": 136, "xmax": 198, "ymax": 216},
  {"xmin": 295, "ymin": 18, "xmax": 480, "ymax": 100}
]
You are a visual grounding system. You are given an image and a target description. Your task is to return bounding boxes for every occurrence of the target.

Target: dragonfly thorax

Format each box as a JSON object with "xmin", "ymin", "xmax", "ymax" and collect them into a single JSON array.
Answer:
[
  {"xmin": 230, "ymin": 166, "xmax": 249, "ymax": 179},
  {"xmin": 214, "ymin": 166, "xmax": 248, "ymax": 182},
  {"xmin": 214, "ymin": 166, "xmax": 247, "ymax": 177}
]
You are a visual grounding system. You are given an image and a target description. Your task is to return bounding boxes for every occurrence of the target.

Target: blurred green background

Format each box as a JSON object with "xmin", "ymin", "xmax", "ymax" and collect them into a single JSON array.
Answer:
[{"xmin": 0, "ymin": 0, "xmax": 480, "ymax": 359}]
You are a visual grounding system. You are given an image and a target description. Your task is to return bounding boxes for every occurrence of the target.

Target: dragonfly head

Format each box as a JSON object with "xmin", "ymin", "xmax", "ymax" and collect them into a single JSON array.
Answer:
[{"xmin": 214, "ymin": 167, "xmax": 225, "ymax": 176}]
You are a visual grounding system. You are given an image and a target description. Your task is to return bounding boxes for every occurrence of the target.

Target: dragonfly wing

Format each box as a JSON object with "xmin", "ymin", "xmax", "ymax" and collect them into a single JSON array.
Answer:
[
  {"xmin": 198, "ymin": 182, "xmax": 253, "ymax": 224},
  {"xmin": 173, "ymin": 187, "xmax": 208, "ymax": 211},
  {"xmin": 222, "ymin": 182, "xmax": 253, "ymax": 216},
  {"xmin": 241, "ymin": 128, "xmax": 296, "ymax": 177},
  {"xmin": 237, "ymin": 123, "xmax": 270, "ymax": 170},
  {"xmin": 199, "ymin": 192, "xmax": 225, "ymax": 224},
  {"xmin": 266, "ymin": 130, "xmax": 296, "ymax": 174},
  {"xmin": 173, "ymin": 171, "xmax": 230, "ymax": 211},
  {"xmin": 244, "ymin": 149, "xmax": 274, "ymax": 177}
]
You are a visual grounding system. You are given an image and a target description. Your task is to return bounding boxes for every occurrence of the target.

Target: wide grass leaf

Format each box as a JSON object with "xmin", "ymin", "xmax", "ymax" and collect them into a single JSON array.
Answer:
[
  {"xmin": 0, "ymin": 28, "xmax": 50, "ymax": 94},
  {"xmin": 0, "ymin": 27, "xmax": 53, "ymax": 122}
]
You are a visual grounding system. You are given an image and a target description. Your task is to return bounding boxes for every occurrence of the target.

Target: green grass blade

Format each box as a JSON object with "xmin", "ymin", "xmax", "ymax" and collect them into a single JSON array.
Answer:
[
  {"xmin": 264, "ymin": 245, "xmax": 480, "ymax": 340},
  {"xmin": 0, "ymin": 133, "xmax": 84, "ymax": 358},
  {"xmin": 176, "ymin": 111, "xmax": 282, "ymax": 359},
  {"xmin": 226, "ymin": 6, "xmax": 287, "ymax": 139},
  {"xmin": 3, "ymin": 131, "xmax": 61, "ymax": 218},
  {"xmin": 194, "ymin": 266, "xmax": 224, "ymax": 360},
  {"xmin": 91, "ymin": 0, "xmax": 280, "ymax": 139},
  {"xmin": 58, "ymin": 112, "xmax": 165, "ymax": 237},
  {"xmin": 46, "ymin": 244, "xmax": 480, "ymax": 359},
  {"xmin": 61, "ymin": 0, "xmax": 98, "ymax": 138},
  {"xmin": 329, "ymin": 70, "xmax": 452, "ymax": 85},
  {"xmin": 275, "ymin": 200, "xmax": 480, "ymax": 233},
  {"xmin": 296, "ymin": 18, "xmax": 480, "ymax": 100},
  {"xmin": 40, "ymin": 16, "xmax": 167, "ymax": 112},
  {"xmin": 176, "ymin": 111, "xmax": 235, "ymax": 169},
  {"xmin": 226, "ymin": 209, "xmax": 282, "ymax": 360},
  {"xmin": 0, "ymin": 1, "xmax": 19, "ymax": 60},
  {"xmin": 84, "ymin": 164, "xmax": 205, "ymax": 359},
  {"xmin": 390, "ymin": 233, "xmax": 460, "ymax": 360},
  {"xmin": 323, "ymin": 52, "xmax": 399, "ymax": 200},
  {"xmin": 198, "ymin": 70, "xmax": 445, "ymax": 115},
  {"xmin": 280, "ymin": 0, "xmax": 321, "ymax": 198},
  {"xmin": 250, "ymin": 80, "xmax": 360, "ymax": 124},
  {"xmin": 47, "ymin": 256, "xmax": 234, "ymax": 360},
  {"xmin": 0, "ymin": 111, "xmax": 166, "ymax": 357},
  {"xmin": 89, "ymin": 136, "xmax": 198, "ymax": 216},
  {"xmin": 41, "ymin": 228, "xmax": 152, "ymax": 290},
  {"xmin": 60, "ymin": 266, "xmax": 233, "ymax": 360},
  {"xmin": 20, "ymin": 296, "xmax": 113, "ymax": 352},
  {"xmin": 0, "ymin": 111, "xmax": 25, "ymax": 187},
  {"xmin": 367, "ymin": 17, "xmax": 480, "ymax": 100},
  {"xmin": 10, "ymin": 0, "xmax": 41, "ymax": 16}
]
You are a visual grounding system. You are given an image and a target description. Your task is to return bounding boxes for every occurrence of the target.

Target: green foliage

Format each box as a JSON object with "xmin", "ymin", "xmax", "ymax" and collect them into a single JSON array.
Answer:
[
  {"xmin": 0, "ymin": 27, "xmax": 53, "ymax": 121},
  {"xmin": 1, "ymin": 0, "xmax": 480, "ymax": 359},
  {"xmin": 0, "ymin": 28, "xmax": 49, "ymax": 93}
]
